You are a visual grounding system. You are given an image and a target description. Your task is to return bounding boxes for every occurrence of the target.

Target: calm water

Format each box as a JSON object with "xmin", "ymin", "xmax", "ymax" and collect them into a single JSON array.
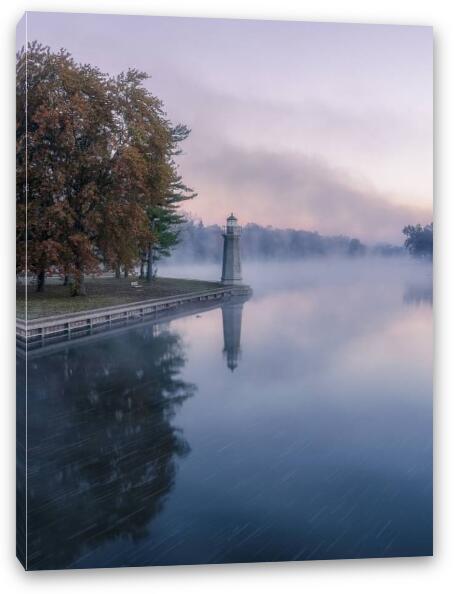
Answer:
[{"xmin": 18, "ymin": 258, "xmax": 432, "ymax": 569}]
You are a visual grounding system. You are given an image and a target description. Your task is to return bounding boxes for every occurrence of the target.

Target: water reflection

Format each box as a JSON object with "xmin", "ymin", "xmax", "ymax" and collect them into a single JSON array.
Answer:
[
  {"xmin": 404, "ymin": 282, "xmax": 433, "ymax": 306},
  {"xmin": 18, "ymin": 260, "xmax": 432, "ymax": 569},
  {"xmin": 21, "ymin": 323, "xmax": 195, "ymax": 570},
  {"xmin": 20, "ymin": 294, "xmax": 250, "ymax": 569},
  {"xmin": 221, "ymin": 297, "xmax": 247, "ymax": 372}
]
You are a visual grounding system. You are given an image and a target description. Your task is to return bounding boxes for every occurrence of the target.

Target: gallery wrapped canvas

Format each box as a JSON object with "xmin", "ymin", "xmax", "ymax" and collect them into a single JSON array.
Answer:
[{"xmin": 16, "ymin": 12, "xmax": 433, "ymax": 570}]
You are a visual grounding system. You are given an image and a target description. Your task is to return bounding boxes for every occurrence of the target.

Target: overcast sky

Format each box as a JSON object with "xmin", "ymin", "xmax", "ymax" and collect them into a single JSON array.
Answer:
[{"xmin": 18, "ymin": 12, "xmax": 433, "ymax": 242}]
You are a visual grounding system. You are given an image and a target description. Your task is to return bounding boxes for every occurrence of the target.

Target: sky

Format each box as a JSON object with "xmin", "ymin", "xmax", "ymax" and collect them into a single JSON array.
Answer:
[{"xmin": 18, "ymin": 12, "xmax": 433, "ymax": 243}]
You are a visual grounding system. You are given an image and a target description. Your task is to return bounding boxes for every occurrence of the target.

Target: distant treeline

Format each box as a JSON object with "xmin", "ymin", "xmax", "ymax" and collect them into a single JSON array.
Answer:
[
  {"xmin": 168, "ymin": 219, "xmax": 404, "ymax": 262},
  {"xmin": 403, "ymin": 223, "xmax": 433, "ymax": 259}
]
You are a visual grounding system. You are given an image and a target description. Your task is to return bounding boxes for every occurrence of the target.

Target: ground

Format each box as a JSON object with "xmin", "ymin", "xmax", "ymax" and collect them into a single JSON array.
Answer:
[{"xmin": 16, "ymin": 276, "xmax": 222, "ymax": 320}]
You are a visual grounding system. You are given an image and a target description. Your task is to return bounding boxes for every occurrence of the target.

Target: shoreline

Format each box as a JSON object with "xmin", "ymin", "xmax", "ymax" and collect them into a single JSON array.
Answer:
[{"xmin": 16, "ymin": 284, "xmax": 252, "ymax": 351}]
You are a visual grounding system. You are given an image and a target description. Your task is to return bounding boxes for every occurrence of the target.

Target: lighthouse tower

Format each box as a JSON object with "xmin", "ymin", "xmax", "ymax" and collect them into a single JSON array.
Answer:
[{"xmin": 221, "ymin": 213, "xmax": 242, "ymax": 285}]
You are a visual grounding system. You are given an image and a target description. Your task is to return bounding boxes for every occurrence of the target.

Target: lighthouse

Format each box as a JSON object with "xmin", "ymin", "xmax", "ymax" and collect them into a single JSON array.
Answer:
[{"xmin": 221, "ymin": 213, "xmax": 242, "ymax": 285}]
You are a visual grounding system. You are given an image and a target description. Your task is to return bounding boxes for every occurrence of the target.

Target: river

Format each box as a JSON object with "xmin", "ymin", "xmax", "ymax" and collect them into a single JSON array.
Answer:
[{"xmin": 18, "ymin": 257, "xmax": 432, "ymax": 569}]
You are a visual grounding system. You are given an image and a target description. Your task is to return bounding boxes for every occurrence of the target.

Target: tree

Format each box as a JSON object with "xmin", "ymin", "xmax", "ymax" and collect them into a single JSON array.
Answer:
[
  {"xmin": 16, "ymin": 43, "xmax": 117, "ymax": 293},
  {"xmin": 17, "ymin": 44, "xmax": 71, "ymax": 290},
  {"xmin": 16, "ymin": 44, "xmax": 194, "ymax": 295},
  {"xmin": 142, "ymin": 126, "xmax": 197, "ymax": 279},
  {"xmin": 100, "ymin": 71, "xmax": 195, "ymax": 284},
  {"xmin": 348, "ymin": 238, "xmax": 366, "ymax": 257},
  {"xmin": 402, "ymin": 223, "xmax": 433, "ymax": 259}
]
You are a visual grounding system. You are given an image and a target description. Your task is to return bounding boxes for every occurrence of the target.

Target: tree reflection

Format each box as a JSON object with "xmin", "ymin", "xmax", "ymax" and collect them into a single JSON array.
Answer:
[
  {"xmin": 403, "ymin": 282, "xmax": 433, "ymax": 306},
  {"xmin": 24, "ymin": 323, "xmax": 195, "ymax": 570}
]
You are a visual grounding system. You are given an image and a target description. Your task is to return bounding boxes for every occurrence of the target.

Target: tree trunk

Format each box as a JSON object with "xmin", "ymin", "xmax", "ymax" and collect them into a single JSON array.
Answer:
[
  {"xmin": 72, "ymin": 267, "xmax": 86, "ymax": 296},
  {"xmin": 124, "ymin": 268, "xmax": 129, "ymax": 279},
  {"xmin": 63, "ymin": 274, "xmax": 69, "ymax": 286},
  {"xmin": 115, "ymin": 264, "xmax": 121, "ymax": 279},
  {"xmin": 36, "ymin": 267, "xmax": 46, "ymax": 292},
  {"xmin": 146, "ymin": 243, "xmax": 153, "ymax": 281}
]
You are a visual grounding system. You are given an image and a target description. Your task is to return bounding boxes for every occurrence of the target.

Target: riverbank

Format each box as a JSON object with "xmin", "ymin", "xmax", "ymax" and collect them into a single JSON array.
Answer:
[
  {"xmin": 16, "ymin": 277, "xmax": 252, "ymax": 351},
  {"xmin": 16, "ymin": 276, "xmax": 224, "ymax": 320}
]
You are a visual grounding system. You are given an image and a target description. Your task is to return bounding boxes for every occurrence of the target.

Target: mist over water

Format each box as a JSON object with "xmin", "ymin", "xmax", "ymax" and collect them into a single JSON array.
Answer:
[
  {"xmin": 23, "ymin": 257, "xmax": 432, "ymax": 568},
  {"xmin": 160, "ymin": 255, "xmax": 432, "ymax": 300}
]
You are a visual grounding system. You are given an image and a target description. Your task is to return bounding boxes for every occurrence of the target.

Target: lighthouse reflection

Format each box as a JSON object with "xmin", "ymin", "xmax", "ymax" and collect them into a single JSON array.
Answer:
[{"xmin": 221, "ymin": 295, "xmax": 248, "ymax": 371}]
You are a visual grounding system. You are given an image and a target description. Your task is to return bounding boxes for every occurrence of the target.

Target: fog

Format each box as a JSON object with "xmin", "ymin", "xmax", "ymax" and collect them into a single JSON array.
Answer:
[
  {"xmin": 163, "ymin": 219, "xmax": 404, "ymax": 265},
  {"xmin": 158, "ymin": 255, "xmax": 432, "ymax": 300}
]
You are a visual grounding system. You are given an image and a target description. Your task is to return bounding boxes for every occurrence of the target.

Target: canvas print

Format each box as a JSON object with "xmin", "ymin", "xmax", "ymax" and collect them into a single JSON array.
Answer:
[{"xmin": 16, "ymin": 12, "xmax": 433, "ymax": 570}]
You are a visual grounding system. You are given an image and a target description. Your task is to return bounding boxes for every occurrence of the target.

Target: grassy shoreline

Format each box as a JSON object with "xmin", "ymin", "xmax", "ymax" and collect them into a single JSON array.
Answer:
[{"xmin": 16, "ymin": 276, "xmax": 222, "ymax": 320}]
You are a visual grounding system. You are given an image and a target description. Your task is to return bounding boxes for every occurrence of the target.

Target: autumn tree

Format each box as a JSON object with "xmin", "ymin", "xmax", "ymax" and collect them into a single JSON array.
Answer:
[
  {"xmin": 16, "ymin": 43, "xmax": 195, "ymax": 295},
  {"xmin": 16, "ymin": 43, "xmax": 79, "ymax": 290}
]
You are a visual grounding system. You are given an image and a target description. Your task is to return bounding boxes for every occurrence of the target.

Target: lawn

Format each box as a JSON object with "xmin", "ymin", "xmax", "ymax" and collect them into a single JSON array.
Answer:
[{"xmin": 16, "ymin": 276, "xmax": 223, "ymax": 320}]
